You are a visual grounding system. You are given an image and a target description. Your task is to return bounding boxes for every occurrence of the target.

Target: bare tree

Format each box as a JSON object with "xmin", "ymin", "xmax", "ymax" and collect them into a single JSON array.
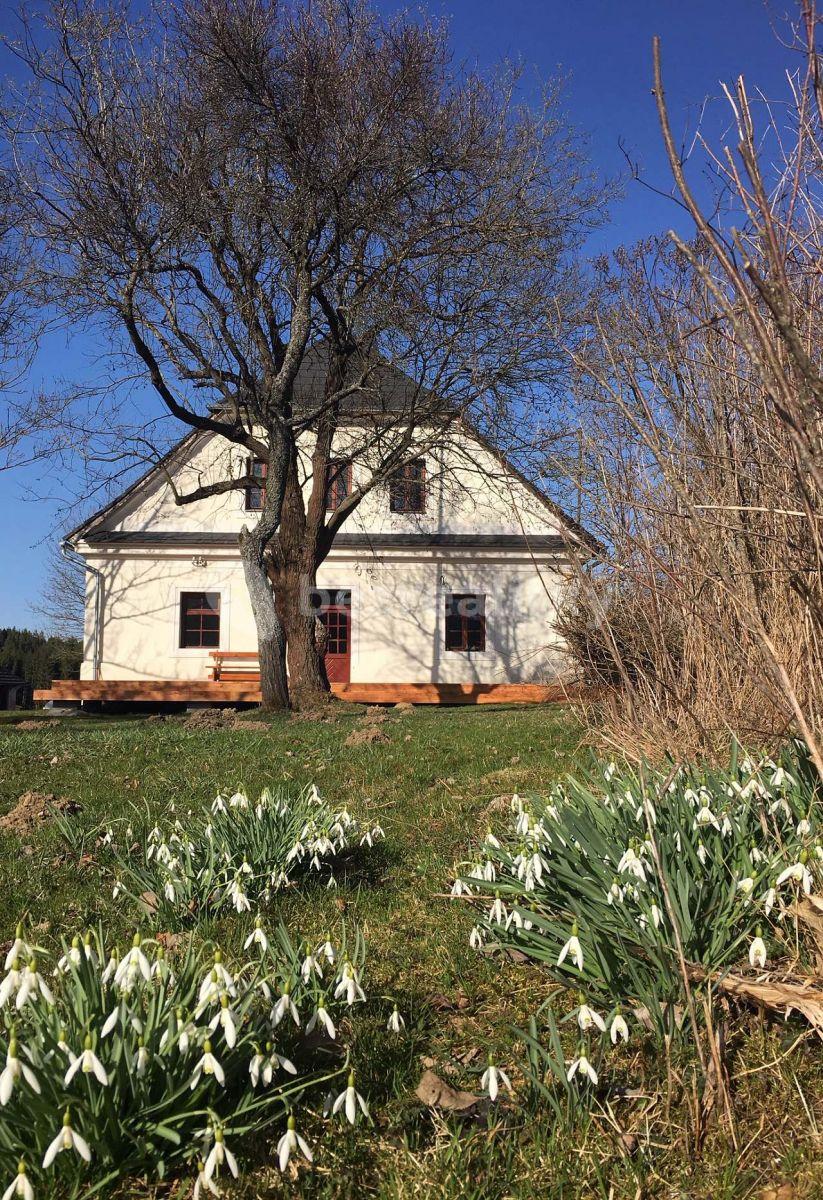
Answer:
[
  {"xmin": 31, "ymin": 541, "xmax": 86, "ymax": 638},
  {"xmin": 556, "ymin": 6, "xmax": 823, "ymax": 776},
  {"xmin": 9, "ymin": 0, "xmax": 600, "ymax": 707}
]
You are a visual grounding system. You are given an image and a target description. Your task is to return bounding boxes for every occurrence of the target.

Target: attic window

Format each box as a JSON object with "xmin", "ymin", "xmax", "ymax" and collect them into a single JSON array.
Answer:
[
  {"xmin": 179, "ymin": 592, "xmax": 220, "ymax": 648},
  {"xmin": 325, "ymin": 460, "xmax": 352, "ymax": 511},
  {"xmin": 244, "ymin": 458, "xmax": 267, "ymax": 511},
  {"xmin": 445, "ymin": 593, "xmax": 486, "ymax": 652},
  {"xmin": 389, "ymin": 458, "xmax": 426, "ymax": 513}
]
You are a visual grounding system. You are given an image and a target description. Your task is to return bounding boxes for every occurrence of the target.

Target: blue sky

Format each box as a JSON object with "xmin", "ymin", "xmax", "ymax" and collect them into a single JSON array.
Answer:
[{"xmin": 0, "ymin": 0, "xmax": 797, "ymax": 629}]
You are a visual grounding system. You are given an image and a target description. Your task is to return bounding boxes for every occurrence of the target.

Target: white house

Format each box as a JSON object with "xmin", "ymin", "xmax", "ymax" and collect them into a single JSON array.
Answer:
[{"xmin": 38, "ymin": 382, "xmax": 591, "ymax": 705}]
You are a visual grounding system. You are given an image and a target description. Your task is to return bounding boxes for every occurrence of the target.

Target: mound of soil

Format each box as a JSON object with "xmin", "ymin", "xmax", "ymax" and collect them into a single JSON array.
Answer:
[
  {"xmin": 393, "ymin": 701, "xmax": 415, "ymax": 714},
  {"xmin": 0, "ymin": 791, "xmax": 83, "ymax": 837},
  {"xmin": 344, "ymin": 724, "xmax": 390, "ymax": 747},
  {"xmin": 183, "ymin": 707, "xmax": 240, "ymax": 730},
  {"xmin": 13, "ymin": 720, "xmax": 51, "ymax": 732}
]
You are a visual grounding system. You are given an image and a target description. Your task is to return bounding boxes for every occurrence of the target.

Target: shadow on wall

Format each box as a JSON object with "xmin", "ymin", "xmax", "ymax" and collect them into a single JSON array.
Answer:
[{"xmin": 360, "ymin": 561, "xmax": 567, "ymax": 685}]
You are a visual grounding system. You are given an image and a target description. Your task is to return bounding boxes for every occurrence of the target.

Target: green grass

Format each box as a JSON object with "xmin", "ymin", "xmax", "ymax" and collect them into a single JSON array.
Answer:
[{"xmin": 0, "ymin": 704, "xmax": 821, "ymax": 1199}]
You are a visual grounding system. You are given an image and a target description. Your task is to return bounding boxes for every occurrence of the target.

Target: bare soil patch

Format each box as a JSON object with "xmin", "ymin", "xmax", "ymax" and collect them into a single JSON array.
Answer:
[
  {"xmin": 13, "ymin": 720, "xmax": 51, "ymax": 732},
  {"xmin": 0, "ymin": 791, "xmax": 83, "ymax": 837},
  {"xmin": 344, "ymin": 724, "xmax": 390, "ymax": 747}
]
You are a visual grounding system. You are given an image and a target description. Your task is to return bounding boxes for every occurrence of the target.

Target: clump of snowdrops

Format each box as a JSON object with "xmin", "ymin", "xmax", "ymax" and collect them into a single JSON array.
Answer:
[
  {"xmin": 107, "ymin": 783, "xmax": 384, "ymax": 923},
  {"xmin": 0, "ymin": 918, "xmax": 390, "ymax": 1198},
  {"xmin": 453, "ymin": 741, "xmax": 821, "ymax": 1080}
]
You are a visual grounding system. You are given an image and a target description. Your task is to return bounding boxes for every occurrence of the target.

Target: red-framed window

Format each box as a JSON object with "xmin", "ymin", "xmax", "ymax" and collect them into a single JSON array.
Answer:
[
  {"xmin": 445, "ymin": 593, "xmax": 486, "ymax": 652},
  {"xmin": 389, "ymin": 458, "xmax": 426, "ymax": 513},
  {"xmin": 179, "ymin": 591, "xmax": 221, "ymax": 648},
  {"xmin": 244, "ymin": 458, "xmax": 267, "ymax": 511},
  {"xmin": 325, "ymin": 460, "xmax": 352, "ymax": 511}
]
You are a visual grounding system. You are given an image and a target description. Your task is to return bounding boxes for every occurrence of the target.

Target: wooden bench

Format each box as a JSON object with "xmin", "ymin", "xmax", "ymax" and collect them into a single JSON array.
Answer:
[{"xmin": 210, "ymin": 651, "xmax": 260, "ymax": 682}]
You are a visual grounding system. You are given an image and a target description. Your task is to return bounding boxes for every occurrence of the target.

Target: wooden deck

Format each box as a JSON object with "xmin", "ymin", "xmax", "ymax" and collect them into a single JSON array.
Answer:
[{"xmin": 33, "ymin": 679, "xmax": 574, "ymax": 706}]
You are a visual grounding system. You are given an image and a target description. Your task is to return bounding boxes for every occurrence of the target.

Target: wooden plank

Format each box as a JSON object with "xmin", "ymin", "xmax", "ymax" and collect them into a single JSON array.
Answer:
[{"xmin": 33, "ymin": 679, "xmax": 574, "ymax": 705}]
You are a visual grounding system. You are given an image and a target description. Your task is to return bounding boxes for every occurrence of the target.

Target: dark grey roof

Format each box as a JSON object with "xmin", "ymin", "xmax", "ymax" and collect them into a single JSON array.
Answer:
[
  {"xmin": 83, "ymin": 530, "xmax": 569, "ymax": 553},
  {"xmin": 290, "ymin": 343, "xmax": 437, "ymax": 419}
]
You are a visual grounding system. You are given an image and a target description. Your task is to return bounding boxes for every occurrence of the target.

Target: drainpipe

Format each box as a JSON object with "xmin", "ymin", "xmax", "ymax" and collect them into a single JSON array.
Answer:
[{"xmin": 61, "ymin": 538, "xmax": 103, "ymax": 682}]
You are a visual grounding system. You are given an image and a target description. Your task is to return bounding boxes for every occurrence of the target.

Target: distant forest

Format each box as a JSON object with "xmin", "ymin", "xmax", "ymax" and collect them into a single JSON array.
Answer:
[{"xmin": 0, "ymin": 627, "xmax": 82, "ymax": 688}]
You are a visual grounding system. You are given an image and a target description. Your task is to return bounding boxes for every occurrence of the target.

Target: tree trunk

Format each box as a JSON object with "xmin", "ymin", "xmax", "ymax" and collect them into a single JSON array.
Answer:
[
  {"xmin": 275, "ymin": 566, "xmax": 330, "ymax": 711},
  {"xmin": 240, "ymin": 525, "xmax": 289, "ymax": 710}
]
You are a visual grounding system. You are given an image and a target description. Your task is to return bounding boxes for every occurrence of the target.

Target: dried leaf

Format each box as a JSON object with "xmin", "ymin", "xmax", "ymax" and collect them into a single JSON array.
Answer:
[
  {"xmin": 415, "ymin": 1069, "xmax": 481, "ymax": 1112},
  {"xmin": 686, "ymin": 963, "xmax": 823, "ymax": 1036},
  {"xmin": 759, "ymin": 1185, "xmax": 794, "ymax": 1200}
]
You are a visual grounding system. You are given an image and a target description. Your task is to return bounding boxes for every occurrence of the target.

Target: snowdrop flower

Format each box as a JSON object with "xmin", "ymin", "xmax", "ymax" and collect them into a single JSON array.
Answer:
[
  {"xmin": 469, "ymin": 926, "xmax": 484, "ymax": 950},
  {"xmin": 64, "ymin": 1035, "xmax": 108, "ymax": 1087},
  {"xmin": 0, "ymin": 1036, "xmax": 41, "ymax": 1104},
  {"xmin": 489, "ymin": 893, "xmax": 507, "ymax": 925},
  {"xmin": 566, "ymin": 1050, "xmax": 598, "ymax": 1085},
  {"xmin": 203, "ymin": 1128, "xmax": 238, "ymax": 1182},
  {"xmin": 229, "ymin": 882, "xmax": 251, "ymax": 914},
  {"xmin": 775, "ymin": 852, "xmax": 813, "ymax": 895},
  {"xmin": 0, "ymin": 962, "xmax": 22, "ymax": 1008},
  {"xmin": 606, "ymin": 879, "xmax": 624, "ymax": 905},
  {"xmin": 42, "ymin": 1110, "xmax": 91, "ymax": 1168},
  {"xmin": 244, "ymin": 917, "xmax": 269, "ymax": 953},
  {"xmin": 481, "ymin": 1054, "xmax": 512, "ymax": 1101},
  {"xmin": 208, "ymin": 995, "xmax": 238, "ymax": 1049},
  {"xmin": 114, "ymin": 934, "xmax": 151, "ymax": 990},
  {"xmin": 610, "ymin": 1008, "xmax": 629, "ymax": 1044},
  {"xmin": 4, "ymin": 927, "xmax": 33, "ymax": 972},
  {"xmin": 694, "ymin": 805, "xmax": 720, "ymax": 832},
  {"xmin": 797, "ymin": 816, "xmax": 812, "ymax": 838},
  {"xmin": 249, "ymin": 1046, "xmax": 295, "ymax": 1089},
  {"xmin": 190, "ymin": 1040, "xmax": 225, "ymax": 1088},
  {"xmin": 16, "ymin": 960, "xmax": 54, "ymax": 1009},
  {"xmin": 306, "ymin": 1004, "xmax": 336, "ymax": 1040},
  {"xmin": 557, "ymin": 922, "xmax": 584, "ymax": 972},
  {"xmin": 334, "ymin": 961, "xmax": 365, "ymax": 1006},
  {"xmin": 211, "ymin": 794, "xmax": 227, "ymax": 815},
  {"xmin": 125, "ymin": 1037, "xmax": 145, "ymax": 1075},
  {"xmin": 1, "ymin": 1162, "xmax": 33, "ymax": 1200},
  {"xmin": 360, "ymin": 824, "xmax": 384, "ymax": 848},
  {"xmin": 277, "ymin": 1114, "xmax": 313, "ymax": 1172},
  {"xmin": 617, "ymin": 846, "xmax": 647, "ymax": 882},
  {"xmin": 770, "ymin": 766, "xmax": 795, "ymax": 790},
  {"xmin": 271, "ymin": 984, "xmax": 300, "ymax": 1028},
  {"xmin": 300, "ymin": 947, "xmax": 322, "ymax": 983},
  {"xmin": 697, "ymin": 842, "xmax": 708, "ymax": 866},
  {"xmin": 228, "ymin": 790, "xmax": 248, "ymax": 809},
  {"xmin": 737, "ymin": 877, "xmax": 755, "ymax": 899},
  {"xmin": 193, "ymin": 1161, "xmax": 220, "ymax": 1199},
  {"xmin": 100, "ymin": 948, "xmax": 119, "ymax": 986},
  {"xmin": 576, "ymin": 999, "xmax": 606, "ymax": 1033},
  {"xmin": 749, "ymin": 929, "xmax": 767, "ymax": 969},
  {"xmin": 387, "ymin": 1005, "xmax": 405, "ymax": 1034},
  {"xmin": 331, "ymin": 1070, "xmax": 369, "ymax": 1125}
]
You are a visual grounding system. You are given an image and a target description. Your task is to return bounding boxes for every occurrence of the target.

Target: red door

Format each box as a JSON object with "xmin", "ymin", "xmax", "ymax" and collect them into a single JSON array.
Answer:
[{"xmin": 316, "ymin": 590, "xmax": 351, "ymax": 683}]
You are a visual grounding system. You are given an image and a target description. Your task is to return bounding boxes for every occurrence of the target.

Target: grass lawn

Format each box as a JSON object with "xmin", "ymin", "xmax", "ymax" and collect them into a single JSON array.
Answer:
[{"xmin": 0, "ymin": 704, "xmax": 821, "ymax": 1199}]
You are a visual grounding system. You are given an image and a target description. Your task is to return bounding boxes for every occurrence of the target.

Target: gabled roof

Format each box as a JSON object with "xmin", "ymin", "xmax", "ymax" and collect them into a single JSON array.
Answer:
[{"xmin": 66, "ymin": 349, "xmax": 598, "ymax": 553}]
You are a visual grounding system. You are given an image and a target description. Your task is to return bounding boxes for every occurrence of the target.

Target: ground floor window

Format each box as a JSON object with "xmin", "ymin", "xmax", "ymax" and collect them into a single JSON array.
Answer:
[
  {"xmin": 445, "ymin": 592, "xmax": 486, "ymax": 652},
  {"xmin": 179, "ymin": 591, "xmax": 221, "ymax": 648}
]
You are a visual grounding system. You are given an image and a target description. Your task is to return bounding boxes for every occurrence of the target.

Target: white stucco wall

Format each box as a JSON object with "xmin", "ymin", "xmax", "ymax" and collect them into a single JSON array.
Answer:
[{"xmin": 79, "ymin": 547, "xmax": 570, "ymax": 684}]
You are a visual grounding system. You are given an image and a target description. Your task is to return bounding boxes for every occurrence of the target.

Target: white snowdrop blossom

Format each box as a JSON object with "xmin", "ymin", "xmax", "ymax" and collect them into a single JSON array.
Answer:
[
  {"xmin": 0, "ymin": 1037, "xmax": 41, "ymax": 1105},
  {"xmin": 244, "ymin": 918, "xmax": 268, "ymax": 952},
  {"xmin": 42, "ymin": 1110, "xmax": 92, "ymax": 1168},
  {"xmin": 567, "ymin": 1053, "xmax": 598, "ymax": 1085},
  {"xmin": 775, "ymin": 856, "xmax": 813, "ymax": 895},
  {"xmin": 190, "ymin": 1041, "xmax": 225, "ymax": 1088},
  {"xmin": 557, "ymin": 924, "xmax": 584, "ymax": 972},
  {"xmin": 15, "ymin": 961, "xmax": 54, "ymax": 1010},
  {"xmin": 306, "ymin": 1005, "xmax": 336, "ymax": 1040},
  {"xmin": 203, "ymin": 1128, "xmax": 238, "ymax": 1182},
  {"xmin": 387, "ymin": 1005, "xmax": 405, "ymax": 1034},
  {"xmin": 576, "ymin": 1002, "xmax": 606, "ymax": 1033},
  {"xmin": 64, "ymin": 1035, "xmax": 108, "ymax": 1087},
  {"xmin": 1, "ymin": 1162, "xmax": 33, "ymax": 1200},
  {"xmin": 331, "ymin": 1070, "xmax": 369, "ymax": 1125},
  {"xmin": 480, "ymin": 1055, "xmax": 512, "ymax": 1102},
  {"xmin": 610, "ymin": 1009, "xmax": 629, "ymax": 1044},
  {"xmin": 277, "ymin": 1115, "xmax": 313, "ymax": 1172},
  {"xmin": 749, "ymin": 932, "xmax": 767, "ymax": 969},
  {"xmin": 271, "ymin": 985, "xmax": 300, "ymax": 1028}
]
